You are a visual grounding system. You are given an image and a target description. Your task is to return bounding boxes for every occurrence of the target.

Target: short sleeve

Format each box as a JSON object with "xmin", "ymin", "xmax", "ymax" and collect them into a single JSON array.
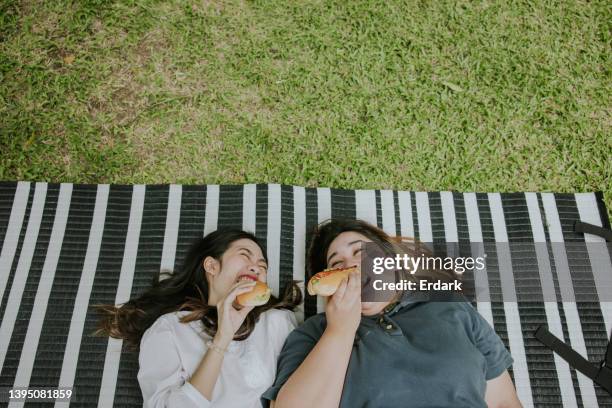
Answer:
[
  {"xmin": 138, "ymin": 318, "xmax": 211, "ymax": 408},
  {"xmin": 260, "ymin": 316, "xmax": 322, "ymax": 407},
  {"xmin": 465, "ymin": 303, "xmax": 514, "ymax": 380}
]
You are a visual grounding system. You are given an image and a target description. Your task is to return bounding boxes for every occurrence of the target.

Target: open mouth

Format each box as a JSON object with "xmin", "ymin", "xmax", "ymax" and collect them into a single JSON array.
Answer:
[{"xmin": 237, "ymin": 274, "xmax": 258, "ymax": 282}]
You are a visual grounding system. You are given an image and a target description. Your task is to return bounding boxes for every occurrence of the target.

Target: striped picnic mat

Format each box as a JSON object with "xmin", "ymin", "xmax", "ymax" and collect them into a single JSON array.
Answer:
[{"xmin": 0, "ymin": 181, "xmax": 610, "ymax": 407}]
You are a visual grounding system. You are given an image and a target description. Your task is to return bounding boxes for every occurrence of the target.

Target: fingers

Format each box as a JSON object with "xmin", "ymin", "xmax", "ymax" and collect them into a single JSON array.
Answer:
[
  {"xmin": 221, "ymin": 281, "xmax": 257, "ymax": 307},
  {"xmin": 332, "ymin": 277, "xmax": 349, "ymax": 303},
  {"xmin": 237, "ymin": 304, "xmax": 255, "ymax": 318}
]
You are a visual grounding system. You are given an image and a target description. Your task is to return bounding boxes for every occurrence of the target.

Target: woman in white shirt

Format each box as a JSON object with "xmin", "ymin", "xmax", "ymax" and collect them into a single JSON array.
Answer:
[{"xmin": 93, "ymin": 229, "xmax": 302, "ymax": 407}]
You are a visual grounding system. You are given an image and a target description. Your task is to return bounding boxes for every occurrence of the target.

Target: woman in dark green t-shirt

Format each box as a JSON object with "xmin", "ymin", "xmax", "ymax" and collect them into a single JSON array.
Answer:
[{"xmin": 263, "ymin": 218, "xmax": 522, "ymax": 408}]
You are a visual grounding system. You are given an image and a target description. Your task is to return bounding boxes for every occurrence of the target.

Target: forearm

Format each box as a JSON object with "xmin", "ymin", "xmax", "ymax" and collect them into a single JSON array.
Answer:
[
  {"xmin": 187, "ymin": 335, "xmax": 229, "ymax": 401},
  {"xmin": 275, "ymin": 328, "xmax": 354, "ymax": 408}
]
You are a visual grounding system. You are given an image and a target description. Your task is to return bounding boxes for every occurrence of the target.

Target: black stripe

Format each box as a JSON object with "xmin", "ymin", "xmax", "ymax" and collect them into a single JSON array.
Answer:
[
  {"xmin": 0, "ymin": 183, "xmax": 56, "ymax": 388},
  {"xmin": 374, "ymin": 190, "xmax": 383, "ymax": 229},
  {"xmin": 330, "ymin": 188, "xmax": 356, "ymax": 220},
  {"xmin": 25, "ymin": 184, "xmax": 97, "ymax": 401},
  {"xmin": 218, "ymin": 185, "xmax": 243, "ymax": 230},
  {"xmin": 393, "ymin": 191, "xmax": 401, "ymax": 237},
  {"xmin": 410, "ymin": 191, "xmax": 420, "ymax": 240},
  {"xmin": 174, "ymin": 185, "xmax": 207, "ymax": 272},
  {"xmin": 115, "ymin": 185, "xmax": 171, "ymax": 406},
  {"xmin": 428, "ymin": 192, "xmax": 445, "ymax": 243},
  {"xmin": 73, "ymin": 185, "xmax": 133, "ymax": 405},
  {"xmin": 555, "ymin": 194, "xmax": 612, "ymax": 405},
  {"xmin": 255, "ymin": 184, "xmax": 268, "ymax": 245},
  {"xmin": 304, "ymin": 188, "xmax": 318, "ymax": 319},
  {"xmin": 0, "ymin": 182, "xmax": 18, "ymax": 250},
  {"xmin": 501, "ymin": 193, "xmax": 561, "ymax": 406},
  {"xmin": 453, "ymin": 192, "xmax": 477, "ymax": 308},
  {"xmin": 279, "ymin": 186, "xmax": 294, "ymax": 295},
  {"xmin": 537, "ymin": 193, "xmax": 584, "ymax": 407},
  {"xmin": 453, "ymin": 192, "xmax": 470, "ymax": 242},
  {"xmin": 475, "ymin": 193, "xmax": 513, "ymax": 383}
]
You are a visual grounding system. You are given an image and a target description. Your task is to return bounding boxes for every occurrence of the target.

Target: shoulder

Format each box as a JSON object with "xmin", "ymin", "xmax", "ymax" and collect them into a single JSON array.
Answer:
[
  {"xmin": 294, "ymin": 312, "xmax": 326, "ymax": 339},
  {"xmin": 141, "ymin": 311, "xmax": 191, "ymax": 345}
]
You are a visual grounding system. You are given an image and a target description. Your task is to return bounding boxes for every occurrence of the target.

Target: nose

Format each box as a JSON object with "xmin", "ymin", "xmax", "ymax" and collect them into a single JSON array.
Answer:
[
  {"xmin": 248, "ymin": 264, "xmax": 259, "ymax": 274},
  {"xmin": 335, "ymin": 258, "xmax": 359, "ymax": 270}
]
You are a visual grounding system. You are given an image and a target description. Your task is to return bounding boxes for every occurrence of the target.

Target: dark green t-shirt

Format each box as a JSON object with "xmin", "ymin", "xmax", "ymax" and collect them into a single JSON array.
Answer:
[{"xmin": 261, "ymin": 293, "xmax": 513, "ymax": 408}]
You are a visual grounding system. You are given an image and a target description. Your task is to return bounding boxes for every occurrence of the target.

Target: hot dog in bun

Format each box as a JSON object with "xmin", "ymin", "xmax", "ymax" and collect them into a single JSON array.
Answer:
[{"xmin": 307, "ymin": 265, "xmax": 359, "ymax": 296}]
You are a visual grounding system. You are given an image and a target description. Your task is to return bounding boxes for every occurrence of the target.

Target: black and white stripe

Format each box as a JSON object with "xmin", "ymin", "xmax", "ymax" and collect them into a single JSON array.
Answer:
[
  {"xmin": 97, "ymin": 185, "xmax": 146, "ymax": 407},
  {"xmin": 525, "ymin": 192, "xmax": 577, "ymax": 407},
  {"xmin": 1, "ymin": 182, "xmax": 49, "ymax": 377},
  {"xmin": 0, "ymin": 183, "xmax": 611, "ymax": 407}
]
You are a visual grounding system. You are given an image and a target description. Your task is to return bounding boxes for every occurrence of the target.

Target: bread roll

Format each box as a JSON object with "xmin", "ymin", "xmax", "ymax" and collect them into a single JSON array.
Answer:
[{"xmin": 236, "ymin": 280, "xmax": 271, "ymax": 306}]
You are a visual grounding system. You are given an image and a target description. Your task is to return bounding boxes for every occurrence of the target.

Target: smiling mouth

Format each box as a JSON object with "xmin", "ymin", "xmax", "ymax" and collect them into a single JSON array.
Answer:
[{"xmin": 237, "ymin": 274, "xmax": 258, "ymax": 282}]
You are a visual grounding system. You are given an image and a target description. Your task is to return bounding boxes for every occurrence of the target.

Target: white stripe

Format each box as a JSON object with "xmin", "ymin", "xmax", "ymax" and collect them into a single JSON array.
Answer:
[
  {"xmin": 575, "ymin": 193, "xmax": 612, "ymax": 335},
  {"xmin": 293, "ymin": 187, "xmax": 306, "ymax": 323},
  {"xmin": 380, "ymin": 190, "xmax": 396, "ymax": 235},
  {"xmin": 203, "ymin": 185, "xmax": 219, "ymax": 236},
  {"xmin": 525, "ymin": 193, "xmax": 578, "ymax": 407},
  {"xmin": 267, "ymin": 184, "xmax": 282, "ymax": 298},
  {"xmin": 440, "ymin": 192, "xmax": 458, "ymax": 243},
  {"xmin": 97, "ymin": 185, "xmax": 145, "ymax": 408},
  {"xmin": 488, "ymin": 193, "xmax": 533, "ymax": 407},
  {"xmin": 397, "ymin": 191, "xmax": 414, "ymax": 238},
  {"xmin": 0, "ymin": 182, "xmax": 47, "ymax": 370},
  {"xmin": 160, "ymin": 185, "xmax": 181, "ymax": 275},
  {"xmin": 9, "ymin": 183, "xmax": 71, "ymax": 408},
  {"xmin": 542, "ymin": 193, "xmax": 598, "ymax": 407},
  {"xmin": 463, "ymin": 193, "xmax": 493, "ymax": 326},
  {"xmin": 316, "ymin": 188, "xmax": 332, "ymax": 314},
  {"xmin": 415, "ymin": 192, "xmax": 432, "ymax": 242},
  {"xmin": 0, "ymin": 182, "xmax": 30, "ymax": 303},
  {"xmin": 242, "ymin": 184, "xmax": 257, "ymax": 234},
  {"xmin": 355, "ymin": 190, "xmax": 376, "ymax": 225},
  {"xmin": 55, "ymin": 185, "xmax": 109, "ymax": 408}
]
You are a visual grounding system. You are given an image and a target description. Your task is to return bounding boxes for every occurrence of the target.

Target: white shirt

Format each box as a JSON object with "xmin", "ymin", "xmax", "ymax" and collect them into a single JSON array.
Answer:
[{"xmin": 138, "ymin": 308, "xmax": 297, "ymax": 408}]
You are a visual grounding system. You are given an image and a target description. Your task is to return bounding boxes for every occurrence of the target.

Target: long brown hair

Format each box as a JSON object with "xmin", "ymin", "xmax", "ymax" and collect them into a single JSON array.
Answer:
[
  {"xmin": 307, "ymin": 218, "xmax": 456, "ymax": 297},
  {"xmin": 91, "ymin": 229, "xmax": 302, "ymax": 351}
]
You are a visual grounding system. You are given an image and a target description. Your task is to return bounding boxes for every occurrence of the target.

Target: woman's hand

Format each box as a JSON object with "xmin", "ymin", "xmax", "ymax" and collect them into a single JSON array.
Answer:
[
  {"xmin": 325, "ymin": 269, "xmax": 361, "ymax": 336},
  {"xmin": 214, "ymin": 280, "xmax": 257, "ymax": 346}
]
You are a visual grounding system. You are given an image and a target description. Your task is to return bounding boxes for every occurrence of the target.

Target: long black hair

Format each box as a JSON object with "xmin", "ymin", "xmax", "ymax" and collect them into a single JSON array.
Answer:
[{"xmin": 92, "ymin": 229, "xmax": 302, "ymax": 351}]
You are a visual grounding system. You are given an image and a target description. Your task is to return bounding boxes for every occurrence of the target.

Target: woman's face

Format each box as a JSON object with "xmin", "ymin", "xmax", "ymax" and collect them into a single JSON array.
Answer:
[
  {"xmin": 204, "ymin": 238, "xmax": 268, "ymax": 305},
  {"xmin": 326, "ymin": 231, "xmax": 393, "ymax": 316}
]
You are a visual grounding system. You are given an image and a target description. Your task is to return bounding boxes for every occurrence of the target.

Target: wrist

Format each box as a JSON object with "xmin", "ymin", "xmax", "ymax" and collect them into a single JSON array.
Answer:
[
  {"xmin": 324, "ymin": 325, "xmax": 357, "ymax": 341},
  {"xmin": 213, "ymin": 332, "xmax": 232, "ymax": 348}
]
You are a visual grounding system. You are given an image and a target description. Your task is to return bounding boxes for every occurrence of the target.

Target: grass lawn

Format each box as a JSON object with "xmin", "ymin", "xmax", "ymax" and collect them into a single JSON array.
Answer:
[{"xmin": 1, "ymin": 0, "xmax": 610, "ymax": 217}]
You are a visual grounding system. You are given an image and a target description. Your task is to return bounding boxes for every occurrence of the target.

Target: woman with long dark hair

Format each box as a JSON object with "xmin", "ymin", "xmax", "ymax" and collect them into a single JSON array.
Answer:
[
  {"xmin": 93, "ymin": 229, "xmax": 302, "ymax": 408},
  {"xmin": 263, "ymin": 218, "xmax": 522, "ymax": 408}
]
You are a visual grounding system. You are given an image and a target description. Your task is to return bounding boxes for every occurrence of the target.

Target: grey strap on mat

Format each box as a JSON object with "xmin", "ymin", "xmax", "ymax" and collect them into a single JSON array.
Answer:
[{"xmin": 535, "ymin": 222, "xmax": 612, "ymax": 395}]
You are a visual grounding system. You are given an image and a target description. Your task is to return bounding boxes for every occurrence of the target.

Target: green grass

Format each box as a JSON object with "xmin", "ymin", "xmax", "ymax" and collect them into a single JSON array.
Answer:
[{"xmin": 1, "ymin": 0, "xmax": 610, "ymax": 218}]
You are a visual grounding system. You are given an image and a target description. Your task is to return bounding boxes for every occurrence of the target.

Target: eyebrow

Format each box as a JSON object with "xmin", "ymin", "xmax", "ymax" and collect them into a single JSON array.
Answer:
[
  {"xmin": 326, "ymin": 240, "xmax": 364, "ymax": 264},
  {"xmin": 238, "ymin": 247, "xmax": 267, "ymax": 265}
]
